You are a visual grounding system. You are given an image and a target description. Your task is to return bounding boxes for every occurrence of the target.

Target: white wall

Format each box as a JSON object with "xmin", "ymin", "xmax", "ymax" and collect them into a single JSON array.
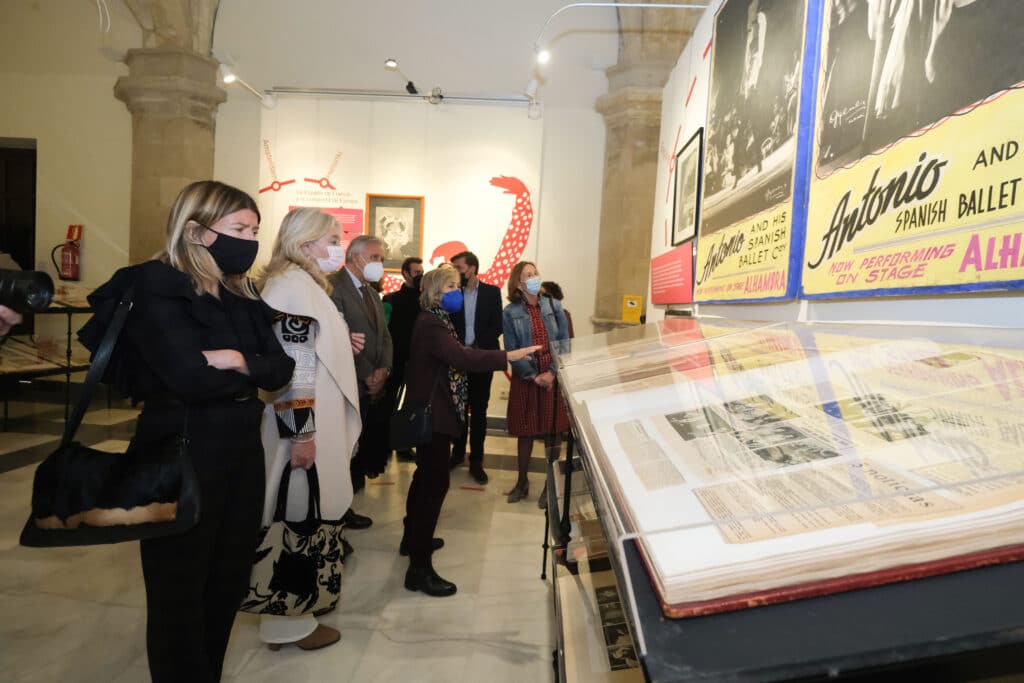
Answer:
[
  {"xmin": 0, "ymin": 0, "xmax": 138, "ymax": 287},
  {"xmin": 212, "ymin": 0, "xmax": 616, "ymax": 333},
  {"xmin": 649, "ymin": 0, "xmax": 1024, "ymax": 329}
]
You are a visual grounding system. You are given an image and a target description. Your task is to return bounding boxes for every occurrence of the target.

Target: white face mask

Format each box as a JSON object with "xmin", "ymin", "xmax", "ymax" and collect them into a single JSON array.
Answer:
[
  {"xmin": 316, "ymin": 245, "xmax": 345, "ymax": 273},
  {"xmin": 362, "ymin": 260, "xmax": 384, "ymax": 283}
]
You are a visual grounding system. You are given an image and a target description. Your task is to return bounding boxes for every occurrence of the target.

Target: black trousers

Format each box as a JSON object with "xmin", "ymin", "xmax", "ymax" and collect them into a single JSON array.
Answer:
[
  {"xmin": 139, "ymin": 401, "xmax": 265, "ymax": 683},
  {"xmin": 353, "ymin": 390, "xmax": 391, "ymax": 491},
  {"xmin": 451, "ymin": 370, "xmax": 494, "ymax": 465},
  {"xmin": 403, "ymin": 432, "xmax": 452, "ymax": 568}
]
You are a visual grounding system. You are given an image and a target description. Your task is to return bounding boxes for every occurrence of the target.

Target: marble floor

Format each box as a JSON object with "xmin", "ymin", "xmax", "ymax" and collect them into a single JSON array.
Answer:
[{"xmin": 0, "ymin": 390, "xmax": 557, "ymax": 682}]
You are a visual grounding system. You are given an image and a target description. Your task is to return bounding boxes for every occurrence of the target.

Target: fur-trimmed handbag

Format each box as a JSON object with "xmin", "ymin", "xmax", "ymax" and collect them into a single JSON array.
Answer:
[{"xmin": 19, "ymin": 287, "xmax": 200, "ymax": 547}]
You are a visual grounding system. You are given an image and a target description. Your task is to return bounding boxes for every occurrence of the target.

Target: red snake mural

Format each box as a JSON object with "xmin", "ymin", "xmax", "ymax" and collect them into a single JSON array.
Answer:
[{"xmin": 380, "ymin": 175, "xmax": 533, "ymax": 293}]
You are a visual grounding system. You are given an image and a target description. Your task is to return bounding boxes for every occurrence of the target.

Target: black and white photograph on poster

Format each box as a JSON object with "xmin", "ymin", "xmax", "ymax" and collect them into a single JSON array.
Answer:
[
  {"xmin": 608, "ymin": 644, "xmax": 640, "ymax": 671},
  {"xmin": 603, "ymin": 623, "xmax": 631, "ymax": 650},
  {"xmin": 672, "ymin": 128, "xmax": 704, "ymax": 245},
  {"xmin": 594, "ymin": 586, "xmax": 620, "ymax": 606},
  {"xmin": 665, "ymin": 407, "xmax": 734, "ymax": 441},
  {"xmin": 736, "ymin": 421, "xmax": 806, "ymax": 446},
  {"xmin": 817, "ymin": 0, "xmax": 1024, "ymax": 174},
  {"xmin": 366, "ymin": 194, "xmax": 424, "ymax": 271},
  {"xmin": 753, "ymin": 439, "xmax": 841, "ymax": 466},
  {"xmin": 702, "ymin": 0, "xmax": 807, "ymax": 234},
  {"xmin": 598, "ymin": 600, "xmax": 626, "ymax": 626}
]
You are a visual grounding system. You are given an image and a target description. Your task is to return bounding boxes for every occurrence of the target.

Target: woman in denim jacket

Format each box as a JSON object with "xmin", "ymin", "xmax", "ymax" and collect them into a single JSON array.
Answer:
[{"xmin": 502, "ymin": 261, "xmax": 570, "ymax": 503}]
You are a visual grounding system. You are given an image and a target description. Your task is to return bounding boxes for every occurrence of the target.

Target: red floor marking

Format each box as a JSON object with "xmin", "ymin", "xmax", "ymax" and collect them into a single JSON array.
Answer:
[
  {"xmin": 459, "ymin": 485, "xmax": 486, "ymax": 492},
  {"xmin": 368, "ymin": 481, "xmax": 395, "ymax": 486}
]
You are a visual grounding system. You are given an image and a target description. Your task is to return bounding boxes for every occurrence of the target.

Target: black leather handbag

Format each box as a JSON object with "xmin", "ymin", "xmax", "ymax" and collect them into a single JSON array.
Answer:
[
  {"xmin": 389, "ymin": 371, "xmax": 442, "ymax": 451},
  {"xmin": 20, "ymin": 288, "xmax": 200, "ymax": 547}
]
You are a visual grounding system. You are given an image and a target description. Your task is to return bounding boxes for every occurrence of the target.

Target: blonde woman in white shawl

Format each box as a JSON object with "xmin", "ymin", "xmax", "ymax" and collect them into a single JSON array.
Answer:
[{"xmin": 254, "ymin": 208, "xmax": 363, "ymax": 651}]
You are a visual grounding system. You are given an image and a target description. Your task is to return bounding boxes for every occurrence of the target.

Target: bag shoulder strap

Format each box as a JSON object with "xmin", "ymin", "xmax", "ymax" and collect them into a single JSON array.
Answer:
[{"xmin": 62, "ymin": 287, "xmax": 134, "ymax": 445}]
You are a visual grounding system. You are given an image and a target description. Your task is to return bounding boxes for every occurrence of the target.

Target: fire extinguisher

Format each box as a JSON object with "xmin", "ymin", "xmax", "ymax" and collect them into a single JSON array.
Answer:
[{"xmin": 50, "ymin": 224, "xmax": 82, "ymax": 281}]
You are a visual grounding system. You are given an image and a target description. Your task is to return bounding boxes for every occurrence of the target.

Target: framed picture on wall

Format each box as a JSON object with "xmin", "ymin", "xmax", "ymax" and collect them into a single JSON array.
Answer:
[
  {"xmin": 365, "ymin": 194, "xmax": 424, "ymax": 272},
  {"xmin": 671, "ymin": 128, "xmax": 703, "ymax": 246}
]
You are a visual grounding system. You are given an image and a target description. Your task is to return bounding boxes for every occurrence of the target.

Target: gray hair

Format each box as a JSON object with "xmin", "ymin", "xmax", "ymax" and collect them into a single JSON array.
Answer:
[{"xmin": 346, "ymin": 234, "xmax": 383, "ymax": 261}]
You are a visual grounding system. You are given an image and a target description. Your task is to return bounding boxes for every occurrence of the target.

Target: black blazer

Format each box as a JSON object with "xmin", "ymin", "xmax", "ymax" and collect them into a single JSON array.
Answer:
[
  {"xmin": 453, "ymin": 281, "xmax": 503, "ymax": 351},
  {"xmin": 383, "ymin": 284, "xmax": 420, "ymax": 376}
]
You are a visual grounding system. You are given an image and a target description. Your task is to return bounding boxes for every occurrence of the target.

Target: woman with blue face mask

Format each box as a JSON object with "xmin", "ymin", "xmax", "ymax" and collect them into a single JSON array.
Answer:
[
  {"xmin": 502, "ymin": 261, "xmax": 571, "ymax": 503},
  {"xmin": 401, "ymin": 267, "xmax": 539, "ymax": 596}
]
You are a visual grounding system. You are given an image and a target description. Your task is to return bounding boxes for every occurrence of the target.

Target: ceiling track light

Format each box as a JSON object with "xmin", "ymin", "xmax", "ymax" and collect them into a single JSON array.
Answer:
[
  {"xmin": 384, "ymin": 58, "xmax": 419, "ymax": 95},
  {"xmin": 532, "ymin": 2, "xmax": 708, "ymax": 64},
  {"xmin": 218, "ymin": 62, "xmax": 274, "ymax": 107}
]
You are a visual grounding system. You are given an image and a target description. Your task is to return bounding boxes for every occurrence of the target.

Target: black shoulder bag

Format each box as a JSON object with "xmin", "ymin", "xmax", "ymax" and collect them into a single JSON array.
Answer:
[
  {"xmin": 20, "ymin": 288, "xmax": 200, "ymax": 547},
  {"xmin": 389, "ymin": 370, "xmax": 443, "ymax": 451}
]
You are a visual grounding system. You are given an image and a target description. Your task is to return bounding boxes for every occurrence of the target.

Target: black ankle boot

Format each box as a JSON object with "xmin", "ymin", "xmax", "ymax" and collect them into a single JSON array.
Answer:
[{"xmin": 404, "ymin": 566, "xmax": 457, "ymax": 597}]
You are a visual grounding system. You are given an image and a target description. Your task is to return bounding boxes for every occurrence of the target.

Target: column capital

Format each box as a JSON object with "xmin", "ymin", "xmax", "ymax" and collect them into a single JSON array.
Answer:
[{"xmin": 114, "ymin": 47, "xmax": 226, "ymax": 124}]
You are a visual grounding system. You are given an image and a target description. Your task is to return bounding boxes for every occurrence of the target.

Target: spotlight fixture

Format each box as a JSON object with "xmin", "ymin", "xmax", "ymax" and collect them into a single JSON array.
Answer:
[
  {"xmin": 383, "ymin": 57, "xmax": 419, "ymax": 95},
  {"xmin": 428, "ymin": 86, "xmax": 444, "ymax": 105},
  {"xmin": 524, "ymin": 78, "xmax": 539, "ymax": 100},
  {"xmin": 218, "ymin": 63, "xmax": 237, "ymax": 84},
  {"xmin": 536, "ymin": 49, "xmax": 551, "ymax": 65}
]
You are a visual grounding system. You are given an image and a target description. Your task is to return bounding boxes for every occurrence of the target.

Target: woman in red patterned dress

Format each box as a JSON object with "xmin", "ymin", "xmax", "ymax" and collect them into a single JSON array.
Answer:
[{"xmin": 502, "ymin": 261, "xmax": 570, "ymax": 503}]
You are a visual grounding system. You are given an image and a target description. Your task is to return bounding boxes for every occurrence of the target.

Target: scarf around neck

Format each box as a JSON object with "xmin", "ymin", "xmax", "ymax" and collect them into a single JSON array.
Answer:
[{"xmin": 428, "ymin": 307, "xmax": 469, "ymax": 419}]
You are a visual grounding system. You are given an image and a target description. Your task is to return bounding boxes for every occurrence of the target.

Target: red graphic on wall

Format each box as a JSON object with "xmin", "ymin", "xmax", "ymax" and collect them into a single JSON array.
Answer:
[
  {"xmin": 478, "ymin": 176, "xmax": 534, "ymax": 286},
  {"xmin": 304, "ymin": 151, "xmax": 342, "ymax": 190},
  {"xmin": 430, "ymin": 240, "xmax": 469, "ymax": 265},
  {"xmin": 662, "ymin": 125, "xmax": 683, "ymax": 205},
  {"xmin": 260, "ymin": 139, "xmax": 296, "ymax": 193},
  {"xmin": 379, "ymin": 176, "xmax": 533, "ymax": 294}
]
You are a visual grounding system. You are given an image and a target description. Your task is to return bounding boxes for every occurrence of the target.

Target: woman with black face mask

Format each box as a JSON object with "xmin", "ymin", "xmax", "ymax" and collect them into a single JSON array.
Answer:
[
  {"xmin": 82, "ymin": 180, "xmax": 294, "ymax": 681},
  {"xmin": 400, "ymin": 267, "xmax": 538, "ymax": 596}
]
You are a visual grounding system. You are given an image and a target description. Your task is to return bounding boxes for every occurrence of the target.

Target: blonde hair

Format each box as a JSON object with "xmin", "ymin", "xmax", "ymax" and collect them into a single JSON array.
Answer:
[
  {"xmin": 507, "ymin": 261, "xmax": 536, "ymax": 303},
  {"xmin": 420, "ymin": 267, "xmax": 459, "ymax": 309},
  {"xmin": 157, "ymin": 180, "xmax": 261, "ymax": 298},
  {"xmin": 255, "ymin": 208, "xmax": 336, "ymax": 293}
]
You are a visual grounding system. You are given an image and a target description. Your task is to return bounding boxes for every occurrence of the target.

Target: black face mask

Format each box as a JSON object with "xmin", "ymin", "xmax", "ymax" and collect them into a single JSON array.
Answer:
[
  {"xmin": 459, "ymin": 274, "xmax": 470, "ymax": 288},
  {"xmin": 204, "ymin": 228, "xmax": 259, "ymax": 275},
  {"xmin": 411, "ymin": 274, "xmax": 423, "ymax": 290}
]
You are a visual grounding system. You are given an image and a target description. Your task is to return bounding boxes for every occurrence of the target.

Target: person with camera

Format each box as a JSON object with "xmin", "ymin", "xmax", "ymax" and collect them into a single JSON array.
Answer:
[
  {"xmin": 81, "ymin": 180, "xmax": 295, "ymax": 682},
  {"xmin": 401, "ymin": 267, "xmax": 539, "ymax": 597}
]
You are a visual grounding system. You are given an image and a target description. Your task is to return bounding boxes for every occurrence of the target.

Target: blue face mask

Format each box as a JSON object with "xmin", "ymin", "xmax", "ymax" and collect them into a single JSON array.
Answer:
[
  {"xmin": 441, "ymin": 289, "xmax": 463, "ymax": 313},
  {"xmin": 524, "ymin": 277, "xmax": 542, "ymax": 296}
]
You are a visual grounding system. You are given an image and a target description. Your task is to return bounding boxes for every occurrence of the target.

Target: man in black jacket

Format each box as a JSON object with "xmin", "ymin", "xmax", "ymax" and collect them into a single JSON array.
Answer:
[
  {"xmin": 383, "ymin": 257, "xmax": 424, "ymax": 461},
  {"xmin": 450, "ymin": 251, "xmax": 503, "ymax": 484}
]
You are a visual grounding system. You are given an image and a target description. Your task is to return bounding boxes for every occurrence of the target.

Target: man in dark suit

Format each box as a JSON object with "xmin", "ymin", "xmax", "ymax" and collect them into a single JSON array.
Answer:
[
  {"xmin": 328, "ymin": 235, "xmax": 393, "ymax": 528},
  {"xmin": 383, "ymin": 256, "xmax": 424, "ymax": 462},
  {"xmin": 450, "ymin": 250, "xmax": 503, "ymax": 484}
]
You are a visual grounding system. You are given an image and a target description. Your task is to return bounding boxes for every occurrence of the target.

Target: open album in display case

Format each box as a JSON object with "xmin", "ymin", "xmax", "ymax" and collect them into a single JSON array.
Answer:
[{"xmin": 553, "ymin": 318, "xmax": 1024, "ymax": 618}]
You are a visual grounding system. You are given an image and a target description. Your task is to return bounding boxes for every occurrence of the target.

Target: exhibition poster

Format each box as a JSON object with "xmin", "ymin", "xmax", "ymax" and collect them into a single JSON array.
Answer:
[
  {"xmin": 694, "ymin": 0, "xmax": 820, "ymax": 303},
  {"xmin": 802, "ymin": 0, "xmax": 1024, "ymax": 297}
]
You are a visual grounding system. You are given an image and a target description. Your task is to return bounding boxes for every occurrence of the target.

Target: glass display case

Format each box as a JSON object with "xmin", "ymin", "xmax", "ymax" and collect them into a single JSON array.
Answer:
[{"xmin": 547, "ymin": 318, "xmax": 1024, "ymax": 681}]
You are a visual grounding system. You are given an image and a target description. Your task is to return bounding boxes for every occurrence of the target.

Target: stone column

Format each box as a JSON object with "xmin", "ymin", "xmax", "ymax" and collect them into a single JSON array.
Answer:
[
  {"xmin": 592, "ymin": 7, "xmax": 696, "ymax": 331},
  {"xmin": 113, "ymin": 0, "xmax": 222, "ymax": 263},
  {"xmin": 114, "ymin": 48, "xmax": 226, "ymax": 263}
]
